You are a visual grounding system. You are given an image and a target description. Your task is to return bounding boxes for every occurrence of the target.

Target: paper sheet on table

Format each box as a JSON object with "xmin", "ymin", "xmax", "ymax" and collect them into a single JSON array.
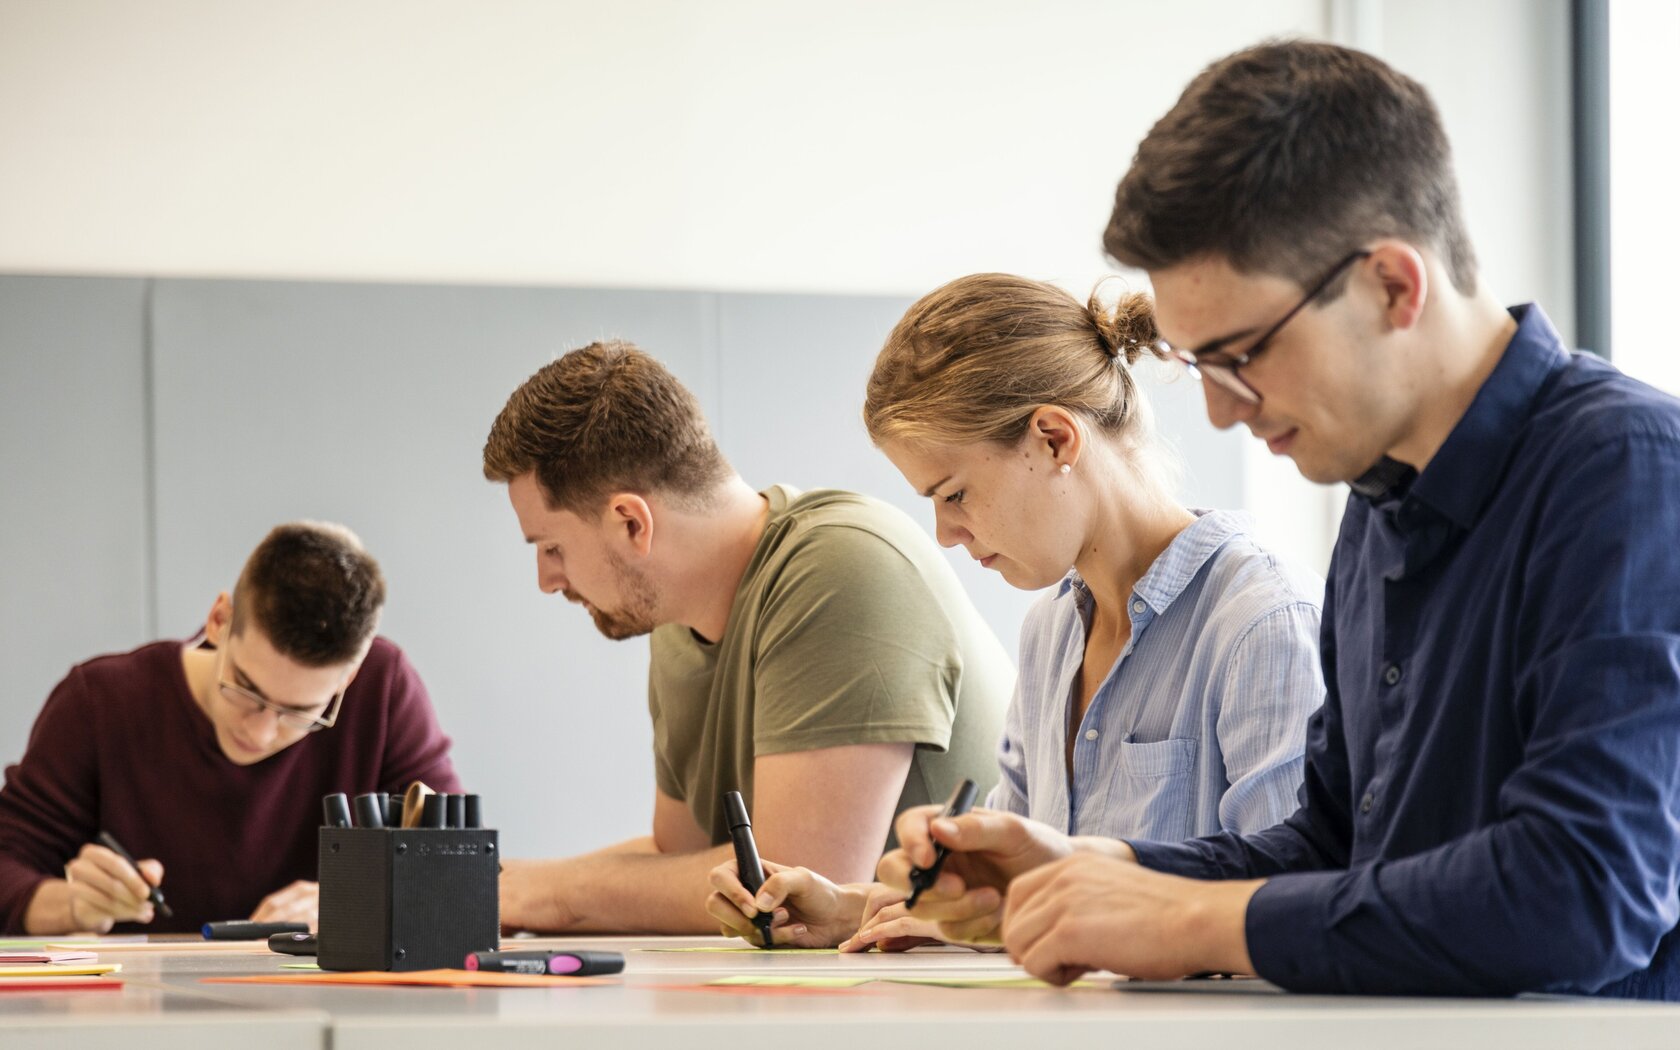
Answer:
[
  {"xmin": 0, "ymin": 963, "xmax": 122, "ymax": 977},
  {"xmin": 0, "ymin": 975, "xmax": 123, "ymax": 991},
  {"xmin": 707, "ymin": 974, "xmax": 1106, "ymax": 990},
  {"xmin": 640, "ymin": 946, "xmax": 839, "ymax": 954},
  {"xmin": 48, "ymin": 940, "xmax": 267, "ymax": 953},
  {"xmin": 1, "ymin": 950, "xmax": 98, "ymax": 964},
  {"xmin": 204, "ymin": 969, "xmax": 616, "ymax": 988}
]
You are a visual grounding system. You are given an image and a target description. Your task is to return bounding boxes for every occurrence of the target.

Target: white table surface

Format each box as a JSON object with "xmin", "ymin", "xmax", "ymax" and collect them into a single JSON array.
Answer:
[{"xmin": 5, "ymin": 935, "xmax": 1680, "ymax": 1050}]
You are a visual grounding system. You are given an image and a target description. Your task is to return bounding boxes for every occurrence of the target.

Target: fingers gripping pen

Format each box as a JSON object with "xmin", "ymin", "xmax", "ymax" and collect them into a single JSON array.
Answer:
[
  {"xmin": 722, "ymin": 790, "xmax": 775, "ymax": 949},
  {"xmin": 905, "ymin": 778, "xmax": 978, "ymax": 910}
]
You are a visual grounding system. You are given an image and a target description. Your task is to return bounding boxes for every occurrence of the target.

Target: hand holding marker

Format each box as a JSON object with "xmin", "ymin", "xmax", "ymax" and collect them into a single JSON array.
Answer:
[
  {"xmin": 96, "ymin": 831, "xmax": 172, "ymax": 920},
  {"xmin": 905, "ymin": 779, "xmax": 978, "ymax": 910}
]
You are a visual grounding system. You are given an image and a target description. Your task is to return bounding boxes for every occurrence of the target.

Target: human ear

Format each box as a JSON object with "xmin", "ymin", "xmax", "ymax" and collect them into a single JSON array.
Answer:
[
  {"xmin": 1026, "ymin": 406, "xmax": 1084, "ymax": 474},
  {"xmin": 1366, "ymin": 241, "xmax": 1428, "ymax": 331},
  {"xmin": 605, "ymin": 493, "xmax": 655, "ymax": 557},
  {"xmin": 204, "ymin": 592, "xmax": 233, "ymax": 646}
]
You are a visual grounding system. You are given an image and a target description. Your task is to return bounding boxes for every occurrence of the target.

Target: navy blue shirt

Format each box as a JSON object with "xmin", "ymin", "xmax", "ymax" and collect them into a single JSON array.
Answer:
[{"xmin": 1129, "ymin": 305, "xmax": 1680, "ymax": 997}]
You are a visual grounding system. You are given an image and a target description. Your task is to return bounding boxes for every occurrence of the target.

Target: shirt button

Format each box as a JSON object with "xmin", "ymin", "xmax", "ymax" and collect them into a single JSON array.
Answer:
[
  {"xmin": 1131, "ymin": 600, "xmax": 1146, "ymax": 615},
  {"xmin": 1084, "ymin": 729, "xmax": 1099, "ymax": 741},
  {"xmin": 1382, "ymin": 663, "xmax": 1402, "ymax": 686},
  {"xmin": 1360, "ymin": 792, "xmax": 1374, "ymax": 814}
]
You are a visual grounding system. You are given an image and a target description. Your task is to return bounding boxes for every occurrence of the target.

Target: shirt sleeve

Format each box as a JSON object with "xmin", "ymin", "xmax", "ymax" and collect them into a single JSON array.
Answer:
[
  {"xmin": 752, "ymin": 525, "xmax": 960, "ymax": 756},
  {"xmin": 1243, "ymin": 433, "xmax": 1680, "ymax": 995},
  {"xmin": 0, "ymin": 668, "xmax": 102, "ymax": 933},
  {"xmin": 1212, "ymin": 601, "xmax": 1324, "ymax": 834},
  {"xmin": 374, "ymin": 644, "xmax": 462, "ymax": 796}
]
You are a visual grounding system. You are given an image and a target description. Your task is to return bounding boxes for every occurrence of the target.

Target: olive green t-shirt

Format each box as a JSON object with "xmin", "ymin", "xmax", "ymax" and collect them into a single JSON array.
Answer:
[{"xmin": 648, "ymin": 485, "xmax": 1012, "ymax": 848}]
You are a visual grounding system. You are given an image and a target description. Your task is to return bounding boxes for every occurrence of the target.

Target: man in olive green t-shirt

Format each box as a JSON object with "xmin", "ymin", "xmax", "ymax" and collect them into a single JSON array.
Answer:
[{"xmin": 483, "ymin": 340, "xmax": 1011, "ymax": 934}]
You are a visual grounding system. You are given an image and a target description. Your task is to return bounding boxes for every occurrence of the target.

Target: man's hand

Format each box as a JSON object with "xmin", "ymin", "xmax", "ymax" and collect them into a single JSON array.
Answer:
[
  {"xmin": 250, "ymin": 880, "xmax": 319, "ymax": 929},
  {"xmin": 1002, "ymin": 852, "xmax": 1261, "ymax": 984},
  {"xmin": 704, "ymin": 858, "xmax": 865, "ymax": 947},
  {"xmin": 841, "ymin": 883, "xmax": 947, "ymax": 952},
  {"xmin": 875, "ymin": 806, "xmax": 1073, "ymax": 941},
  {"xmin": 51, "ymin": 841, "xmax": 165, "ymax": 933}
]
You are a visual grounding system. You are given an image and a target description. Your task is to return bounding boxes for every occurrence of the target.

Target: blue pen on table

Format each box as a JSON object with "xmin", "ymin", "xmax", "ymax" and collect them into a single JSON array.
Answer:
[
  {"xmin": 95, "ymin": 831, "xmax": 172, "ymax": 920},
  {"xmin": 904, "ymin": 778, "xmax": 978, "ymax": 910},
  {"xmin": 722, "ymin": 790, "xmax": 775, "ymax": 949}
]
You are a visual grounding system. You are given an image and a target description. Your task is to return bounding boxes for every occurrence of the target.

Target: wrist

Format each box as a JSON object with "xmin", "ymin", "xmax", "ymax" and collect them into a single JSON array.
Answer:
[
  {"xmin": 23, "ymin": 878, "xmax": 73, "ymax": 935},
  {"xmin": 835, "ymin": 882, "xmax": 872, "ymax": 930},
  {"xmin": 1180, "ymin": 878, "xmax": 1261, "ymax": 975},
  {"xmin": 1070, "ymin": 836, "xmax": 1136, "ymax": 863}
]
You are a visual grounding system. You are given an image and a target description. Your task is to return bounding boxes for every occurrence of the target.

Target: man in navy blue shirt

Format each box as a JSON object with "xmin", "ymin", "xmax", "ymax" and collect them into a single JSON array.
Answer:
[{"xmin": 875, "ymin": 40, "xmax": 1680, "ymax": 998}]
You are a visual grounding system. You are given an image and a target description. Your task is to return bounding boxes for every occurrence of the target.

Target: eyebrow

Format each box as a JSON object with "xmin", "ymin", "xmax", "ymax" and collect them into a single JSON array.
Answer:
[
  {"xmin": 917, "ymin": 475, "xmax": 954, "ymax": 499},
  {"xmin": 1187, "ymin": 327, "xmax": 1261, "ymax": 359},
  {"xmin": 230, "ymin": 660, "xmax": 327, "ymax": 712}
]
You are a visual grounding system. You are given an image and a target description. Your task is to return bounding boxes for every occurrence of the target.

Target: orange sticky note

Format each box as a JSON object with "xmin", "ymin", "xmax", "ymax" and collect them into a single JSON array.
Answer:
[{"xmin": 203, "ymin": 969, "xmax": 615, "ymax": 988}]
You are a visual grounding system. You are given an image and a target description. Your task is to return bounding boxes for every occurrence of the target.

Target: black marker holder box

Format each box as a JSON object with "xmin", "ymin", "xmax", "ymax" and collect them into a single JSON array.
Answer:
[{"xmin": 317, "ymin": 826, "xmax": 499, "ymax": 972}]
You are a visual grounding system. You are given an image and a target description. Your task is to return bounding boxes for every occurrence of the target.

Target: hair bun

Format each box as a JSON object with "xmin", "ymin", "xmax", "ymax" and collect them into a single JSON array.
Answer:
[{"xmin": 1088, "ymin": 287, "xmax": 1164, "ymax": 365}]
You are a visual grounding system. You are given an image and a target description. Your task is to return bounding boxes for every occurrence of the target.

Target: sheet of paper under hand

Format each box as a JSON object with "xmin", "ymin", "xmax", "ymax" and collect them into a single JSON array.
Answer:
[
  {"xmin": 203, "ymin": 969, "xmax": 617, "ymax": 988},
  {"xmin": 641, "ymin": 946, "xmax": 840, "ymax": 954},
  {"xmin": 704, "ymin": 974, "xmax": 1107, "ymax": 990}
]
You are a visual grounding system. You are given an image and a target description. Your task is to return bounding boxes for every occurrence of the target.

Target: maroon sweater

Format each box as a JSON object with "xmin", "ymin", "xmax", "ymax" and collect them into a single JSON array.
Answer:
[{"xmin": 0, "ymin": 637, "xmax": 460, "ymax": 934}]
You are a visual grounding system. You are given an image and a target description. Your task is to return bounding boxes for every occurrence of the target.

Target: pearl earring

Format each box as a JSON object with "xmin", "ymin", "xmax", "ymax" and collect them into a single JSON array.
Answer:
[{"xmin": 1058, "ymin": 463, "xmax": 1072, "ymax": 476}]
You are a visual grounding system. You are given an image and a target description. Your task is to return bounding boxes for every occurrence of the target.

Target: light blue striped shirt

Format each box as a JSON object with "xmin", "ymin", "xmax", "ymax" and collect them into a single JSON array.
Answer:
[{"xmin": 986, "ymin": 509, "xmax": 1323, "ymax": 841}]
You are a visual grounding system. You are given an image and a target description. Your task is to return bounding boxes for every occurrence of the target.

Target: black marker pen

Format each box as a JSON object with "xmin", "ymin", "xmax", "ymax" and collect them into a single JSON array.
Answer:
[
  {"xmin": 722, "ymin": 790, "xmax": 775, "ymax": 948},
  {"xmin": 905, "ymin": 778, "xmax": 978, "ymax": 910},
  {"xmin": 463, "ymin": 949, "xmax": 624, "ymax": 976},
  {"xmin": 96, "ymin": 831, "xmax": 173, "ymax": 920},
  {"xmin": 203, "ymin": 920, "xmax": 308, "ymax": 940}
]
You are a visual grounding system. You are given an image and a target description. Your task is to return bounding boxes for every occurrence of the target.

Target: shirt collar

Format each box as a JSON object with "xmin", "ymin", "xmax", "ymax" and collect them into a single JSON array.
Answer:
[
  {"xmin": 1402, "ymin": 304, "xmax": 1569, "ymax": 529},
  {"xmin": 1057, "ymin": 509, "xmax": 1253, "ymax": 616}
]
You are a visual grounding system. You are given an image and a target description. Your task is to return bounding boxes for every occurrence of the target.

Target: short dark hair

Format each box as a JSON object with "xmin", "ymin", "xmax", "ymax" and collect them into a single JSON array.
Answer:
[
  {"xmin": 1105, "ymin": 39, "xmax": 1477, "ymax": 296},
  {"xmin": 231, "ymin": 522, "xmax": 385, "ymax": 666},
  {"xmin": 482, "ymin": 339, "xmax": 732, "ymax": 513}
]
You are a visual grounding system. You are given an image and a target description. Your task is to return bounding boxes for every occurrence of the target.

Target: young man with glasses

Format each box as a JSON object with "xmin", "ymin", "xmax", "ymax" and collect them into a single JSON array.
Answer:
[
  {"xmin": 0, "ymin": 522, "xmax": 460, "ymax": 934},
  {"xmin": 879, "ymin": 40, "xmax": 1680, "ymax": 998}
]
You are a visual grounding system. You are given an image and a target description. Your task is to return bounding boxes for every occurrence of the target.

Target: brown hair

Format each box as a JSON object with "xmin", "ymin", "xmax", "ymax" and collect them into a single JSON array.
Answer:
[
  {"xmin": 863, "ymin": 273, "xmax": 1165, "ymax": 451},
  {"xmin": 231, "ymin": 522, "xmax": 385, "ymax": 666},
  {"xmin": 482, "ymin": 339, "xmax": 732, "ymax": 514},
  {"xmin": 1105, "ymin": 39, "xmax": 1477, "ymax": 296}
]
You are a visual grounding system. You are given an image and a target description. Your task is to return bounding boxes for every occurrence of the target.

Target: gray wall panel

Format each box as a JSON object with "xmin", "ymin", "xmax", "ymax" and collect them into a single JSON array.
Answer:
[
  {"xmin": 0, "ymin": 277, "xmax": 151, "ymax": 777},
  {"xmin": 149, "ymin": 280, "xmax": 716, "ymax": 858}
]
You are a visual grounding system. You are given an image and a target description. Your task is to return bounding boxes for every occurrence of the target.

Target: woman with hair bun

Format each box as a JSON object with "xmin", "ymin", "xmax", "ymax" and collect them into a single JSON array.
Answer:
[{"xmin": 706, "ymin": 273, "xmax": 1324, "ymax": 950}]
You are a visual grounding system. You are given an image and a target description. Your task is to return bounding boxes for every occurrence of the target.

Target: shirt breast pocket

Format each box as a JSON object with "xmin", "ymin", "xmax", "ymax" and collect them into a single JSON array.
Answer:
[{"xmin": 1110, "ymin": 737, "xmax": 1199, "ymax": 841}]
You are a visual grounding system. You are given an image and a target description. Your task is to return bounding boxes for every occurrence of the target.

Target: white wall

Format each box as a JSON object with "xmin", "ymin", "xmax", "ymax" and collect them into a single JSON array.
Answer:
[{"xmin": 0, "ymin": 0, "xmax": 1321, "ymax": 293}]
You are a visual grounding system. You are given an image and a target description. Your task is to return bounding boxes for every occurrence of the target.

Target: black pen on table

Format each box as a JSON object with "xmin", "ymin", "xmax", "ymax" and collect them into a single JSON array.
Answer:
[
  {"xmin": 904, "ymin": 778, "xmax": 978, "ymax": 910},
  {"xmin": 722, "ymin": 790, "xmax": 775, "ymax": 949},
  {"xmin": 96, "ymin": 830, "xmax": 173, "ymax": 920}
]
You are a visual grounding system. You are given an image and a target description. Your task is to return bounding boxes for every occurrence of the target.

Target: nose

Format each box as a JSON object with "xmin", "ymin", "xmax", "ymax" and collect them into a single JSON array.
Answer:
[
  {"xmin": 537, "ymin": 554, "xmax": 567, "ymax": 595},
  {"xmin": 932, "ymin": 505, "xmax": 970, "ymax": 550},
  {"xmin": 1202, "ymin": 381, "xmax": 1258, "ymax": 431},
  {"xmin": 242, "ymin": 706, "xmax": 282, "ymax": 744}
]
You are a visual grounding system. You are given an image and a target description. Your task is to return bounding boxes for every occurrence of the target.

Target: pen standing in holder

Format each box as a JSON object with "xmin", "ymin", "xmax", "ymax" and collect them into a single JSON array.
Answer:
[{"xmin": 316, "ymin": 787, "xmax": 499, "ymax": 971}]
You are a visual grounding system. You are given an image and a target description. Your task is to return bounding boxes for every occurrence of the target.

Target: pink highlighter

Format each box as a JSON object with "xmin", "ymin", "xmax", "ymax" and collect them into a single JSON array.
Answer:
[{"xmin": 463, "ymin": 950, "xmax": 624, "ymax": 976}]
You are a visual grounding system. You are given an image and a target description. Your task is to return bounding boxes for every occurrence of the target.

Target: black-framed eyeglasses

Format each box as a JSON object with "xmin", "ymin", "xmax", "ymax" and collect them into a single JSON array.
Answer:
[
  {"xmin": 1157, "ymin": 250, "xmax": 1372, "ymax": 406},
  {"xmin": 215, "ymin": 642, "xmax": 346, "ymax": 733}
]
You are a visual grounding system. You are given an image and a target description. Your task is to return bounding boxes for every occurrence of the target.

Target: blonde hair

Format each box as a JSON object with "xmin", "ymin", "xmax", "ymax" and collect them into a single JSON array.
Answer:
[{"xmin": 863, "ymin": 273, "xmax": 1167, "ymax": 456}]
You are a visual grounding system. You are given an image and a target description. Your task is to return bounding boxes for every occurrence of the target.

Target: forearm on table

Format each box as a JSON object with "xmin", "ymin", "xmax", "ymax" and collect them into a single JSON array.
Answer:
[{"xmin": 521, "ymin": 844, "xmax": 736, "ymax": 934}]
